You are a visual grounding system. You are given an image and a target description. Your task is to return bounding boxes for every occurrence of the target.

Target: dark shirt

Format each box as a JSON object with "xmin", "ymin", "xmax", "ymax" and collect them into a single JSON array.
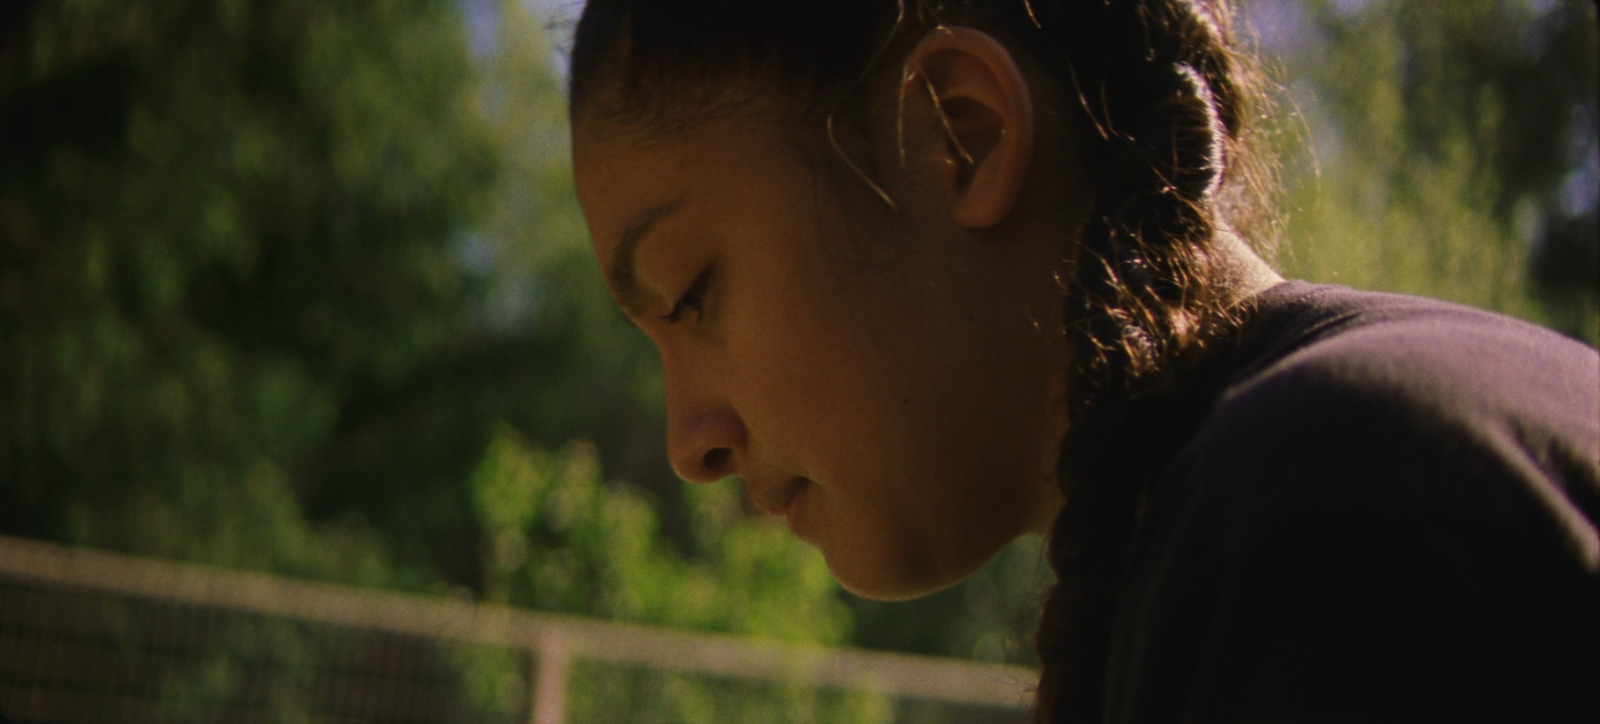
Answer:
[{"xmin": 1099, "ymin": 281, "xmax": 1599, "ymax": 723}]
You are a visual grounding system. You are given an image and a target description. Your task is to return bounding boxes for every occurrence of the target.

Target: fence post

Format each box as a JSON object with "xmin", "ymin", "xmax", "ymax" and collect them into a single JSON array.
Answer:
[{"xmin": 530, "ymin": 630, "xmax": 569, "ymax": 724}]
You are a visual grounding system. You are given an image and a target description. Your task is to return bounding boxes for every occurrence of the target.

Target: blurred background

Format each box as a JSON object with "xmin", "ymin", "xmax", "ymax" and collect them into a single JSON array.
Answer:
[{"xmin": 0, "ymin": 0, "xmax": 1595, "ymax": 721}]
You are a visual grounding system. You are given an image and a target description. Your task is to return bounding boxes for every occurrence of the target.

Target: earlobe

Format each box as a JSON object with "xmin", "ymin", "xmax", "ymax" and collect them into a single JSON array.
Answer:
[{"xmin": 903, "ymin": 27, "xmax": 1035, "ymax": 229}]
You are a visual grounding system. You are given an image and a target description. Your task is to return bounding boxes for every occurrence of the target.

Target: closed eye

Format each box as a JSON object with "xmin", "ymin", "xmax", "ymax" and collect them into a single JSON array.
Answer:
[{"xmin": 662, "ymin": 266, "xmax": 713, "ymax": 323}]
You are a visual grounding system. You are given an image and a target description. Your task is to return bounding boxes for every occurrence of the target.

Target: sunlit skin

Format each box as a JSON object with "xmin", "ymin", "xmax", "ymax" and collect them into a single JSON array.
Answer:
[{"xmin": 572, "ymin": 29, "xmax": 1085, "ymax": 600}]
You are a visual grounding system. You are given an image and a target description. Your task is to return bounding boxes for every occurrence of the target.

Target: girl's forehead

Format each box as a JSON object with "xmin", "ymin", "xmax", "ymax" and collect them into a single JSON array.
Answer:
[{"xmin": 573, "ymin": 110, "xmax": 803, "ymax": 243}]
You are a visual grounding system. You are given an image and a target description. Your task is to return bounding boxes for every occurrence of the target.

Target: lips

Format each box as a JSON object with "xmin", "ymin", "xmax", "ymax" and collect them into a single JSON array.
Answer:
[{"xmin": 750, "ymin": 476, "xmax": 809, "ymax": 518}]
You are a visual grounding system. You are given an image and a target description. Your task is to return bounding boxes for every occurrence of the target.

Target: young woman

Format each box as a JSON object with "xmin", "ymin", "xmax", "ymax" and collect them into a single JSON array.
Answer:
[{"xmin": 565, "ymin": 1, "xmax": 1599, "ymax": 720}]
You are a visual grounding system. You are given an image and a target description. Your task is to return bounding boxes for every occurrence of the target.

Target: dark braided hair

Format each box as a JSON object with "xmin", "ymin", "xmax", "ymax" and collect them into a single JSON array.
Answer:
[{"xmin": 568, "ymin": 2, "xmax": 1269, "ymax": 720}]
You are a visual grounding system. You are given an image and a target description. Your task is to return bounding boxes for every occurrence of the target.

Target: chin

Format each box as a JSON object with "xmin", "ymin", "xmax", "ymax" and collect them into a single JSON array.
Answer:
[{"xmin": 827, "ymin": 555, "xmax": 968, "ymax": 602}]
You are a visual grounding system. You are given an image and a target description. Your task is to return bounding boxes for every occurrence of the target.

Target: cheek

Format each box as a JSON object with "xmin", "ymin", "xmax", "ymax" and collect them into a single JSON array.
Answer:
[
  {"xmin": 729, "ymin": 243, "xmax": 997, "ymax": 456},
  {"xmin": 744, "ymin": 281, "xmax": 927, "ymax": 405}
]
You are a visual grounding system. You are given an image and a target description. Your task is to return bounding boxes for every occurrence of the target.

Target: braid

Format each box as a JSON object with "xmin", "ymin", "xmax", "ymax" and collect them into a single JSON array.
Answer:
[
  {"xmin": 1026, "ymin": 2, "xmax": 1248, "ymax": 722},
  {"xmin": 1046, "ymin": 0, "xmax": 1240, "ymax": 397}
]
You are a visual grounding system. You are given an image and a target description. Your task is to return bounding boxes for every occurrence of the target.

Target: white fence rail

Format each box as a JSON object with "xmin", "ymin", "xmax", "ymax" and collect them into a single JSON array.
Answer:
[{"xmin": 0, "ymin": 535, "xmax": 1036, "ymax": 722}]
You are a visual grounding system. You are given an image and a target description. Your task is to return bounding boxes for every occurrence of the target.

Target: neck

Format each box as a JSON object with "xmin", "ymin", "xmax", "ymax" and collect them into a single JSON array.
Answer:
[{"xmin": 1211, "ymin": 226, "xmax": 1284, "ymax": 304}]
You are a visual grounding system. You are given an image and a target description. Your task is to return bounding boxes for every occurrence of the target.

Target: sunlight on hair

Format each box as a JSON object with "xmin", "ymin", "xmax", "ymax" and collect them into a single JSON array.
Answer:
[{"xmin": 827, "ymin": 114, "xmax": 901, "ymax": 211}]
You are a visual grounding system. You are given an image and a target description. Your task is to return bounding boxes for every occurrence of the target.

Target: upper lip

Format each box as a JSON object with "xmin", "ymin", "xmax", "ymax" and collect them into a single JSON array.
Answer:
[{"xmin": 749, "ymin": 476, "xmax": 808, "ymax": 517}]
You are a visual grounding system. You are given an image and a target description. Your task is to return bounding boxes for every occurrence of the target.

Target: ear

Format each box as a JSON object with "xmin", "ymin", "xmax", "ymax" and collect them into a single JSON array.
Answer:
[{"xmin": 902, "ymin": 26, "xmax": 1035, "ymax": 229}]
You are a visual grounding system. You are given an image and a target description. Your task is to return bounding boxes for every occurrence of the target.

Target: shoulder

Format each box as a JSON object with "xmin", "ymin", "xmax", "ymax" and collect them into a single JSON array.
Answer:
[
  {"xmin": 1117, "ymin": 285, "xmax": 1600, "ymax": 721},
  {"xmin": 1197, "ymin": 283, "xmax": 1599, "ymax": 513},
  {"xmin": 1224, "ymin": 282, "xmax": 1599, "ymax": 427},
  {"xmin": 1161, "ymin": 283, "xmax": 1600, "ymax": 588}
]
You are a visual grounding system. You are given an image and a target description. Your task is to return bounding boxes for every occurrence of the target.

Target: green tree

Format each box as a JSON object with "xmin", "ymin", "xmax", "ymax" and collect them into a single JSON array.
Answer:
[
  {"xmin": 0, "ymin": 0, "xmax": 680, "ymax": 598},
  {"xmin": 1265, "ymin": 0, "xmax": 1598, "ymax": 343},
  {"xmin": 0, "ymin": 0, "xmax": 496, "ymax": 584},
  {"xmin": 469, "ymin": 426, "xmax": 890, "ymax": 722}
]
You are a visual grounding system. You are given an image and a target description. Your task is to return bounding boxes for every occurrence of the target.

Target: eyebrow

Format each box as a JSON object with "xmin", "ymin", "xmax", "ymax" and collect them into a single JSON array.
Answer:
[{"xmin": 607, "ymin": 199, "xmax": 683, "ymax": 319}]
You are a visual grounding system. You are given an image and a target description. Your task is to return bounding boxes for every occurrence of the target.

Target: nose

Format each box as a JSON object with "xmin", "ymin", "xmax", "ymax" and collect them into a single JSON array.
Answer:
[
  {"xmin": 668, "ymin": 407, "xmax": 745, "ymax": 483},
  {"xmin": 664, "ymin": 362, "xmax": 746, "ymax": 484}
]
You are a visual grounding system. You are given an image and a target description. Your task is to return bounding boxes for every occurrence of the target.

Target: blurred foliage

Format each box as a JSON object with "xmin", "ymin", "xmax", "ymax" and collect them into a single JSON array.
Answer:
[
  {"xmin": 1264, "ymin": 0, "xmax": 1599, "ymax": 344},
  {"xmin": 472, "ymin": 426, "xmax": 850, "ymax": 643},
  {"xmin": 0, "ymin": 0, "xmax": 669, "ymax": 591},
  {"xmin": 0, "ymin": 0, "xmax": 499, "ymax": 587},
  {"xmin": 469, "ymin": 426, "xmax": 891, "ymax": 721}
]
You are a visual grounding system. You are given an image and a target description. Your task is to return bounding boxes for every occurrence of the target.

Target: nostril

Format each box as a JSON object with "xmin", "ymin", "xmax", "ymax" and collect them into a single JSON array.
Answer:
[{"xmin": 702, "ymin": 447, "xmax": 733, "ymax": 476}]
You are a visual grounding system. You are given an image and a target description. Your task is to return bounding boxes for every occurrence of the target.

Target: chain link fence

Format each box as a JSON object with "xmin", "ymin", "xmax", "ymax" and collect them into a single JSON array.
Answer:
[{"xmin": 0, "ymin": 536, "xmax": 1034, "ymax": 723}]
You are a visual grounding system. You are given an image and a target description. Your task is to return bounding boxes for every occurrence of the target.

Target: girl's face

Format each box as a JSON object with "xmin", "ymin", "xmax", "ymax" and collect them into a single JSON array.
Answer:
[{"xmin": 573, "ymin": 106, "xmax": 1071, "ymax": 600}]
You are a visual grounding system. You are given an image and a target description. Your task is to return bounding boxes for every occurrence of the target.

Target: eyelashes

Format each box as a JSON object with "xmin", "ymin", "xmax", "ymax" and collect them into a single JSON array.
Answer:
[{"xmin": 661, "ymin": 266, "xmax": 713, "ymax": 324}]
